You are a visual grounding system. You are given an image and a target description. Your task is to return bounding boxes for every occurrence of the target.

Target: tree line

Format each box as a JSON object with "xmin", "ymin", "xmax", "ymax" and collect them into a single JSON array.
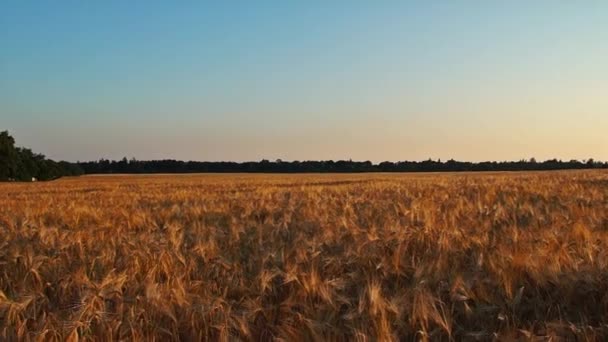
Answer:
[
  {"xmin": 2, "ymin": 130, "xmax": 607, "ymax": 181},
  {"xmin": 0, "ymin": 131, "xmax": 84, "ymax": 181},
  {"xmin": 79, "ymin": 156, "xmax": 607, "ymax": 174}
]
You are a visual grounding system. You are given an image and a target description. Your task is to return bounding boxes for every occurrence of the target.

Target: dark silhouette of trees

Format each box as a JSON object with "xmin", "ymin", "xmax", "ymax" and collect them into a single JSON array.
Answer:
[
  {"xmin": 0, "ymin": 131, "xmax": 18, "ymax": 180},
  {"xmin": 78, "ymin": 157, "xmax": 607, "ymax": 175},
  {"xmin": 0, "ymin": 131, "xmax": 84, "ymax": 181},
  {"xmin": 3, "ymin": 130, "xmax": 607, "ymax": 179}
]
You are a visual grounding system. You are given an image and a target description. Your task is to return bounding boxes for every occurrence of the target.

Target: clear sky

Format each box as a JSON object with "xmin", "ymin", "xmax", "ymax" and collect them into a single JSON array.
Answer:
[{"xmin": 1, "ymin": 2, "xmax": 607, "ymax": 162}]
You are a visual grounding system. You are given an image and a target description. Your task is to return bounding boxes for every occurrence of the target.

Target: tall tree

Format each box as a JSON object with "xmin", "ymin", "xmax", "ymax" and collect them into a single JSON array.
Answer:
[
  {"xmin": 0, "ymin": 131, "xmax": 84, "ymax": 181},
  {"xmin": 0, "ymin": 131, "xmax": 18, "ymax": 180}
]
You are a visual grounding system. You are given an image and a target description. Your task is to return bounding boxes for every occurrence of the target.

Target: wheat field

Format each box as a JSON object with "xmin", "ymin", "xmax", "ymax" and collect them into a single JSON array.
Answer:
[{"xmin": 1, "ymin": 171, "xmax": 608, "ymax": 341}]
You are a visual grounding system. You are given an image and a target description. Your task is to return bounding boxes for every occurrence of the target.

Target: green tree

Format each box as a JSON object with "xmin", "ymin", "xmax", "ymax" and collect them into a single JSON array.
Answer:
[
  {"xmin": 0, "ymin": 131, "xmax": 18, "ymax": 180},
  {"xmin": 1, "ymin": 130, "xmax": 84, "ymax": 181}
]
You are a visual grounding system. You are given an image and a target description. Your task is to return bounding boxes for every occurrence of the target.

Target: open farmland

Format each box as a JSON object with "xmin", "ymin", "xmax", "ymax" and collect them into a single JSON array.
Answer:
[{"xmin": 1, "ymin": 171, "xmax": 608, "ymax": 340}]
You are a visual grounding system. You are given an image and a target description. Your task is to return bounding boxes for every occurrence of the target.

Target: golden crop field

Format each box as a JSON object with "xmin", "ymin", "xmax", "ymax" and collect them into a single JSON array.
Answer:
[{"xmin": 1, "ymin": 171, "xmax": 608, "ymax": 341}]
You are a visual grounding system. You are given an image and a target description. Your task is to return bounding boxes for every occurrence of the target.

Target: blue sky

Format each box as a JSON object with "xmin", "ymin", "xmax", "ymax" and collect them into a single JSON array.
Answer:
[{"xmin": 1, "ymin": 2, "xmax": 607, "ymax": 162}]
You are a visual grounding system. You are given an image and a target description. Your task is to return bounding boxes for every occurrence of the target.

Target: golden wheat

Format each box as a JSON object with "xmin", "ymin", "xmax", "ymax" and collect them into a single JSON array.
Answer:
[{"xmin": 1, "ymin": 171, "xmax": 608, "ymax": 340}]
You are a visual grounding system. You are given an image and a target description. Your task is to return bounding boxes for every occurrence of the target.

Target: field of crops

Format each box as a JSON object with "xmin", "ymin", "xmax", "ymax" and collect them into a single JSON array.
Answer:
[{"xmin": 1, "ymin": 171, "xmax": 608, "ymax": 340}]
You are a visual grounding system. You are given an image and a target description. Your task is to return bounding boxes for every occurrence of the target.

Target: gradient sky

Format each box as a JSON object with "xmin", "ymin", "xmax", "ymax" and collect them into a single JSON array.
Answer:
[{"xmin": 1, "ymin": 2, "xmax": 607, "ymax": 162}]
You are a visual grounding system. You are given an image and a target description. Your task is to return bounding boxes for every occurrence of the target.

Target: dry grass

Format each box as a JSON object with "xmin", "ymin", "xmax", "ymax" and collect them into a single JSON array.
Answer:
[{"xmin": 1, "ymin": 171, "xmax": 608, "ymax": 341}]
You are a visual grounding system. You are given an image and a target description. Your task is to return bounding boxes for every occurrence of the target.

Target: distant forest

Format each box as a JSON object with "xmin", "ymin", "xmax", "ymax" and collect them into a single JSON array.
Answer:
[
  {"xmin": 80, "ymin": 157, "xmax": 608, "ymax": 174},
  {"xmin": 2, "ymin": 130, "xmax": 607, "ymax": 182}
]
